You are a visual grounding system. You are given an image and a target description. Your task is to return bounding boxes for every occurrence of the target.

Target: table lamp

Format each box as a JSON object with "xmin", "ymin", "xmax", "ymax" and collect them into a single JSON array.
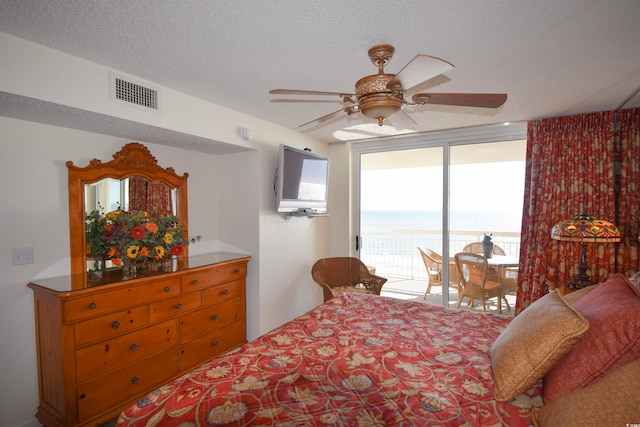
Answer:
[{"xmin": 551, "ymin": 214, "xmax": 621, "ymax": 290}]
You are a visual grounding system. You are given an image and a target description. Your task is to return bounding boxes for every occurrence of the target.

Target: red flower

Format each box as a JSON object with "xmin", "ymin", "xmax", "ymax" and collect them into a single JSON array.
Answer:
[
  {"xmin": 170, "ymin": 245, "xmax": 184, "ymax": 257},
  {"xmin": 130, "ymin": 226, "xmax": 146, "ymax": 240}
]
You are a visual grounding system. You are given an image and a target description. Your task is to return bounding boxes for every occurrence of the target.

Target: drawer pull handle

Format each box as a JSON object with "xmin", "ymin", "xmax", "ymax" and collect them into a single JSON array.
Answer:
[
  {"xmin": 175, "ymin": 303, "xmax": 183, "ymax": 310},
  {"xmin": 211, "ymin": 314, "xmax": 219, "ymax": 320},
  {"xmin": 130, "ymin": 344, "xmax": 139, "ymax": 352},
  {"xmin": 163, "ymin": 286, "xmax": 171, "ymax": 292},
  {"xmin": 192, "ymin": 279, "xmax": 199, "ymax": 285},
  {"xmin": 234, "ymin": 269, "xmax": 241, "ymax": 274},
  {"xmin": 88, "ymin": 302, "xmax": 97, "ymax": 310},
  {"xmin": 111, "ymin": 321, "xmax": 121, "ymax": 329},
  {"xmin": 131, "ymin": 376, "xmax": 140, "ymax": 384},
  {"xmin": 212, "ymin": 339, "xmax": 219, "ymax": 346},
  {"xmin": 222, "ymin": 289, "xmax": 230, "ymax": 296}
]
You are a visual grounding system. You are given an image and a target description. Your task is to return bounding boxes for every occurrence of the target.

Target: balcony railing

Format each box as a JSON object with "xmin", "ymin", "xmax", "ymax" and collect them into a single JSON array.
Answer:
[{"xmin": 360, "ymin": 228, "xmax": 521, "ymax": 280}]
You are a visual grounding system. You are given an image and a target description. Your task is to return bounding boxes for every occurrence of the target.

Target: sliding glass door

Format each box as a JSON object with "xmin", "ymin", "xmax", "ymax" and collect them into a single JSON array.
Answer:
[
  {"xmin": 359, "ymin": 145, "xmax": 444, "ymax": 287},
  {"xmin": 355, "ymin": 124, "xmax": 526, "ymax": 307}
]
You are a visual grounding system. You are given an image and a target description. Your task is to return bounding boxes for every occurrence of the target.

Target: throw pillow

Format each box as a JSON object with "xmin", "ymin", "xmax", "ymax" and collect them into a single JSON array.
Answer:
[
  {"xmin": 532, "ymin": 359, "xmax": 640, "ymax": 427},
  {"xmin": 562, "ymin": 283, "xmax": 598, "ymax": 304},
  {"xmin": 489, "ymin": 291, "xmax": 589, "ymax": 402},
  {"xmin": 630, "ymin": 270, "xmax": 640, "ymax": 290},
  {"xmin": 543, "ymin": 273, "xmax": 640, "ymax": 402}
]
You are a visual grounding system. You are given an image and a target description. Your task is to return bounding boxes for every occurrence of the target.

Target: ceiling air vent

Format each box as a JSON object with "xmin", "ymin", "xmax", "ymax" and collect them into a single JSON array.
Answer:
[{"xmin": 111, "ymin": 74, "xmax": 159, "ymax": 111}]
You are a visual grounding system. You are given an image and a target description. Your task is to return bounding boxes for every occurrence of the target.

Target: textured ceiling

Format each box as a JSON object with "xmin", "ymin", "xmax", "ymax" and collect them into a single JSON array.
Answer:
[{"xmin": 1, "ymin": 0, "xmax": 640, "ymax": 145}]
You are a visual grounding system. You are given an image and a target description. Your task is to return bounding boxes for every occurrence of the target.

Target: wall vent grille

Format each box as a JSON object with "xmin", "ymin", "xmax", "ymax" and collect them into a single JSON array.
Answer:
[{"xmin": 114, "ymin": 77, "xmax": 158, "ymax": 110}]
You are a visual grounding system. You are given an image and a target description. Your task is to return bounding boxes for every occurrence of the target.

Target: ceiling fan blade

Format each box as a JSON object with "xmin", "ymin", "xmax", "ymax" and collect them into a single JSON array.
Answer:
[
  {"xmin": 387, "ymin": 110, "xmax": 417, "ymax": 130},
  {"xmin": 411, "ymin": 93, "xmax": 507, "ymax": 108},
  {"xmin": 299, "ymin": 108, "xmax": 349, "ymax": 127},
  {"xmin": 270, "ymin": 89, "xmax": 355, "ymax": 97},
  {"xmin": 387, "ymin": 55, "xmax": 454, "ymax": 91},
  {"xmin": 271, "ymin": 99, "xmax": 345, "ymax": 103}
]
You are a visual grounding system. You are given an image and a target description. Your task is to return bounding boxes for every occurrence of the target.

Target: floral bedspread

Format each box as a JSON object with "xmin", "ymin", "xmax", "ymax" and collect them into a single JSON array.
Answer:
[{"xmin": 117, "ymin": 293, "xmax": 541, "ymax": 426}]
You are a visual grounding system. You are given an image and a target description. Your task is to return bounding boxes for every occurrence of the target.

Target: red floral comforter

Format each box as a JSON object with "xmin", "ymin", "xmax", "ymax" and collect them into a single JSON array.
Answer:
[{"xmin": 117, "ymin": 293, "xmax": 541, "ymax": 426}]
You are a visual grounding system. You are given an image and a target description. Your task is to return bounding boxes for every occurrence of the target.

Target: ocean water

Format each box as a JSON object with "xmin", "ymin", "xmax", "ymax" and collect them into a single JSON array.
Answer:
[
  {"xmin": 360, "ymin": 210, "xmax": 522, "ymax": 277},
  {"xmin": 361, "ymin": 210, "xmax": 522, "ymax": 233}
]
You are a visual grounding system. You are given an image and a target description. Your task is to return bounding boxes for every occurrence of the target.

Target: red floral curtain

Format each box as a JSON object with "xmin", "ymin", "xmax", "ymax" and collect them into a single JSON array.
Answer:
[
  {"xmin": 128, "ymin": 176, "xmax": 173, "ymax": 219},
  {"xmin": 616, "ymin": 108, "xmax": 640, "ymax": 275},
  {"xmin": 517, "ymin": 111, "xmax": 617, "ymax": 312}
]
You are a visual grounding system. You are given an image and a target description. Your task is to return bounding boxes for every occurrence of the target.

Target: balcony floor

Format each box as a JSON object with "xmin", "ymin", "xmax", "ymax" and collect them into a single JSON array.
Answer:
[{"xmin": 380, "ymin": 277, "xmax": 515, "ymax": 317}]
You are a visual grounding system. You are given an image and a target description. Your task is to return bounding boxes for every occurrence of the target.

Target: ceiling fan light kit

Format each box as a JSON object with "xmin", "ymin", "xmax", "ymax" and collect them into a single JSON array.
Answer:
[
  {"xmin": 358, "ymin": 93, "xmax": 403, "ymax": 126},
  {"xmin": 269, "ymin": 44, "xmax": 507, "ymax": 128}
]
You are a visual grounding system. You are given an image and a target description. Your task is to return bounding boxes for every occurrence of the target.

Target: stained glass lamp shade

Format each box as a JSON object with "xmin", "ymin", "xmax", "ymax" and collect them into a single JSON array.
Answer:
[{"xmin": 551, "ymin": 214, "xmax": 621, "ymax": 290}]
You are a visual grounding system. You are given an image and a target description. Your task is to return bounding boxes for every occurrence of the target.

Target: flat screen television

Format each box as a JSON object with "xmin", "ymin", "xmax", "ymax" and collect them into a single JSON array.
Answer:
[{"xmin": 274, "ymin": 144, "xmax": 330, "ymax": 214}]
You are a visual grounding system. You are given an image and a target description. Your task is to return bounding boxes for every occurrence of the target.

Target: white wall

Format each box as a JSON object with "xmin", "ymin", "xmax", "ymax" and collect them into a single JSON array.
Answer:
[{"xmin": 0, "ymin": 33, "xmax": 342, "ymax": 427}]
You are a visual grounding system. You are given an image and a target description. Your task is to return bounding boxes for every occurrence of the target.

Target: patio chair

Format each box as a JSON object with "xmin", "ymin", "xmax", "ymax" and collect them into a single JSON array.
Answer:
[
  {"xmin": 462, "ymin": 241, "xmax": 506, "ymax": 282},
  {"xmin": 462, "ymin": 241, "xmax": 506, "ymax": 256},
  {"xmin": 454, "ymin": 252, "xmax": 510, "ymax": 314},
  {"xmin": 418, "ymin": 246, "xmax": 460, "ymax": 299},
  {"xmin": 418, "ymin": 246, "xmax": 444, "ymax": 299},
  {"xmin": 311, "ymin": 257, "xmax": 387, "ymax": 302},
  {"xmin": 463, "ymin": 242, "xmax": 519, "ymax": 307},
  {"xmin": 500, "ymin": 267, "xmax": 518, "ymax": 310}
]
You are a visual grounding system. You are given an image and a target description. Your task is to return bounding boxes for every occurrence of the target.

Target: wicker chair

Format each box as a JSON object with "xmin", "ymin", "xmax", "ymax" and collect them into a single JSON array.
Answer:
[
  {"xmin": 417, "ymin": 246, "xmax": 443, "ymax": 299},
  {"xmin": 462, "ymin": 241, "xmax": 506, "ymax": 282},
  {"xmin": 454, "ymin": 252, "xmax": 509, "ymax": 314},
  {"xmin": 418, "ymin": 246, "xmax": 462, "ymax": 299},
  {"xmin": 463, "ymin": 242, "xmax": 518, "ymax": 305},
  {"xmin": 311, "ymin": 257, "xmax": 387, "ymax": 302},
  {"xmin": 462, "ymin": 241, "xmax": 506, "ymax": 256}
]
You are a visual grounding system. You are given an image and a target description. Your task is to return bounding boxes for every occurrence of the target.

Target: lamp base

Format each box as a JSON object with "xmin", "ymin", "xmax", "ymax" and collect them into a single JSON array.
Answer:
[{"xmin": 566, "ymin": 242, "xmax": 596, "ymax": 290}]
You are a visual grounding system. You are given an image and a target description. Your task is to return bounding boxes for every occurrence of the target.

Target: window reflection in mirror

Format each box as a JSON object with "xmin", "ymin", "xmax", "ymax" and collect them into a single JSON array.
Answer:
[{"xmin": 85, "ymin": 178, "xmax": 129, "ymax": 214}]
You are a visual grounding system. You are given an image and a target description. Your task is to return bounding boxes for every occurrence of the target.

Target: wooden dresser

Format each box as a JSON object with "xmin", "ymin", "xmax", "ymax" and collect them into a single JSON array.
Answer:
[{"xmin": 28, "ymin": 253, "xmax": 250, "ymax": 427}]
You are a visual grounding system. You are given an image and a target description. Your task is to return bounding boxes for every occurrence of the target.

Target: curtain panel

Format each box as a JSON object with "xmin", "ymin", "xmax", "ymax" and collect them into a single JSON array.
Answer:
[
  {"xmin": 517, "ymin": 108, "xmax": 639, "ymax": 313},
  {"xmin": 616, "ymin": 108, "xmax": 640, "ymax": 274},
  {"xmin": 128, "ymin": 176, "xmax": 173, "ymax": 219}
]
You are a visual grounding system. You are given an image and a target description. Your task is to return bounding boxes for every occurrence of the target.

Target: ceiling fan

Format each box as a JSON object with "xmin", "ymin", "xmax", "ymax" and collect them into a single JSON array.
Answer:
[{"xmin": 269, "ymin": 44, "xmax": 507, "ymax": 128}]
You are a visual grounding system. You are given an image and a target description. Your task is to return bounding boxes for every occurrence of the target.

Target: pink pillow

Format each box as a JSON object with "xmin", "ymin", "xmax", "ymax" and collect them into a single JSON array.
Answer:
[{"xmin": 543, "ymin": 274, "xmax": 640, "ymax": 402}]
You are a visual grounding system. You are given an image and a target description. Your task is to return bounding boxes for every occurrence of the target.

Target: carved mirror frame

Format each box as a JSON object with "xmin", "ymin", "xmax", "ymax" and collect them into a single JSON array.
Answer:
[{"xmin": 67, "ymin": 142, "xmax": 189, "ymax": 277}]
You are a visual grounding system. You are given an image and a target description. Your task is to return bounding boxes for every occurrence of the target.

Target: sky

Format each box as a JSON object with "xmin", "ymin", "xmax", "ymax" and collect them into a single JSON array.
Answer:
[{"xmin": 361, "ymin": 161, "xmax": 526, "ymax": 214}]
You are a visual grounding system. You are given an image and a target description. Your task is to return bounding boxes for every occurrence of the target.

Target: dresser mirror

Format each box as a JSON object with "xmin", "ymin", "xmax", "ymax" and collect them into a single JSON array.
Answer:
[
  {"xmin": 67, "ymin": 142, "xmax": 189, "ymax": 277},
  {"xmin": 84, "ymin": 176, "xmax": 178, "ymax": 216}
]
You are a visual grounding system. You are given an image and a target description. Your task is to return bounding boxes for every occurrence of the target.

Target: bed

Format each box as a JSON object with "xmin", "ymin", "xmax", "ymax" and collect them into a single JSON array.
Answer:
[
  {"xmin": 116, "ymin": 292, "xmax": 541, "ymax": 426},
  {"xmin": 117, "ymin": 273, "xmax": 640, "ymax": 426}
]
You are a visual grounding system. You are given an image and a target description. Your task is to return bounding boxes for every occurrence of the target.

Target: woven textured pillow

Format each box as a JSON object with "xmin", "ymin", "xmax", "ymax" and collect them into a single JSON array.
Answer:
[
  {"xmin": 562, "ymin": 283, "xmax": 598, "ymax": 304},
  {"xmin": 543, "ymin": 273, "xmax": 640, "ymax": 402},
  {"xmin": 532, "ymin": 359, "xmax": 640, "ymax": 427},
  {"xmin": 489, "ymin": 291, "xmax": 589, "ymax": 402}
]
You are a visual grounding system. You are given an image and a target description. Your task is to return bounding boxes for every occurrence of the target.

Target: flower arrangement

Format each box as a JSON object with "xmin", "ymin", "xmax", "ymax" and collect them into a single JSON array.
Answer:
[{"xmin": 86, "ymin": 208, "xmax": 187, "ymax": 269}]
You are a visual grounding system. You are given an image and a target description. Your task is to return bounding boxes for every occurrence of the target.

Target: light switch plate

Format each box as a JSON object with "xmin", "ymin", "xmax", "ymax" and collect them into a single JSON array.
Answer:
[{"xmin": 12, "ymin": 247, "xmax": 34, "ymax": 265}]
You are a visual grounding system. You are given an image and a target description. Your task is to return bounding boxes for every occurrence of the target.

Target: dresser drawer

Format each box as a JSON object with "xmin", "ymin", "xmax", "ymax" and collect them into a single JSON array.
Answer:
[
  {"xmin": 64, "ymin": 278, "xmax": 180, "ymax": 322},
  {"xmin": 180, "ymin": 262, "xmax": 247, "ymax": 292},
  {"xmin": 76, "ymin": 320, "xmax": 177, "ymax": 384},
  {"xmin": 150, "ymin": 291, "xmax": 202, "ymax": 322},
  {"xmin": 77, "ymin": 349, "xmax": 179, "ymax": 422},
  {"xmin": 203, "ymin": 279, "xmax": 244, "ymax": 306},
  {"xmin": 75, "ymin": 306, "xmax": 149, "ymax": 347},
  {"xmin": 179, "ymin": 298, "xmax": 243, "ymax": 343},
  {"xmin": 179, "ymin": 320, "xmax": 246, "ymax": 371}
]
